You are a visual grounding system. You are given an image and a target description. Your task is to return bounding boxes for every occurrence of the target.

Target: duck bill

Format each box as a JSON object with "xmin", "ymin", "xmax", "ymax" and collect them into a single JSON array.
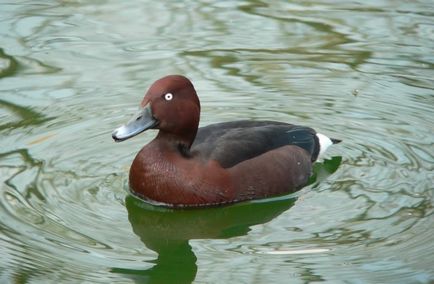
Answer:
[{"xmin": 112, "ymin": 104, "xmax": 158, "ymax": 142}]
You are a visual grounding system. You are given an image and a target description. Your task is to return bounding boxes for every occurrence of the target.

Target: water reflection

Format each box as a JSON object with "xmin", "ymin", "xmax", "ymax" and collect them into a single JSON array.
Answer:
[
  {"xmin": 0, "ymin": 48, "xmax": 18, "ymax": 77},
  {"xmin": 0, "ymin": 99, "xmax": 54, "ymax": 131},
  {"xmin": 120, "ymin": 195, "xmax": 295, "ymax": 283}
]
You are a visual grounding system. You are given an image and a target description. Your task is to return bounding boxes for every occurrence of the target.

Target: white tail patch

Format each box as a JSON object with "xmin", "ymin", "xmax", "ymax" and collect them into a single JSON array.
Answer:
[{"xmin": 316, "ymin": 133, "xmax": 333, "ymax": 157}]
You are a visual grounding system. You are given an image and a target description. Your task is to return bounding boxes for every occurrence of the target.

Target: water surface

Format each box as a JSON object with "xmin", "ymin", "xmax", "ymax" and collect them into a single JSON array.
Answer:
[{"xmin": 1, "ymin": 1, "xmax": 433, "ymax": 283}]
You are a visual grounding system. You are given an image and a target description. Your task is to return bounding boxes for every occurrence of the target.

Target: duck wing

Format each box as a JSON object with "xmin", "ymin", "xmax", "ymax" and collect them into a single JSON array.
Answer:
[{"xmin": 191, "ymin": 120, "xmax": 319, "ymax": 168}]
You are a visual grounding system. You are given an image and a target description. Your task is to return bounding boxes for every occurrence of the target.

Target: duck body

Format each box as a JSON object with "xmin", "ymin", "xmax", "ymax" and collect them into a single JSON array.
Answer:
[{"xmin": 113, "ymin": 75, "xmax": 339, "ymax": 208}]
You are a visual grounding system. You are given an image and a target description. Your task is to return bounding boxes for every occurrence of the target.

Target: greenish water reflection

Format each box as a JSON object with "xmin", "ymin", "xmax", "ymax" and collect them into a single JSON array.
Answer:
[{"xmin": 118, "ymin": 195, "xmax": 294, "ymax": 283}]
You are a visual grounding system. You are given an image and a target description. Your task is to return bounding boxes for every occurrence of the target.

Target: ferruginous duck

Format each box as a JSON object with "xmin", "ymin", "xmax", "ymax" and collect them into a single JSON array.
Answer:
[{"xmin": 112, "ymin": 75, "xmax": 340, "ymax": 207}]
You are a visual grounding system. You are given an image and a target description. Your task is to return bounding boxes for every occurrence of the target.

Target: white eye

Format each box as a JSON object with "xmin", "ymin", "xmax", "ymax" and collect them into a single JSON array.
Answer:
[{"xmin": 164, "ymin": 93, "xmax": 173, "ymax": 101}]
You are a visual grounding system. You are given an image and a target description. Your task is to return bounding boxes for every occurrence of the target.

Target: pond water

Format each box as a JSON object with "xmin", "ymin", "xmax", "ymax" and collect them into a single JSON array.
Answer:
[{"xmin": 1, "ymin": 1, "xmax": 433, "ymax": 283}]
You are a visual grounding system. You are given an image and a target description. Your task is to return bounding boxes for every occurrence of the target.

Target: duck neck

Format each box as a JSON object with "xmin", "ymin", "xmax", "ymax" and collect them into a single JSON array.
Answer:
[{"xmin": 155, "ymin": 131, "xmax": 196, "ymax": 156}]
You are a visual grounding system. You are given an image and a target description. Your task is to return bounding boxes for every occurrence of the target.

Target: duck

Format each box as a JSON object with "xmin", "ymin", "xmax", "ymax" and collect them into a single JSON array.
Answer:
[{"xmin": 112, "ymin": 75, "xmax": 340, "ymax": 208}]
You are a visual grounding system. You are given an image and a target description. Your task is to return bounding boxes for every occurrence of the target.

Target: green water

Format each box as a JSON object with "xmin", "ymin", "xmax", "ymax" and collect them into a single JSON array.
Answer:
[{"xmin": 1, "ymin": 1, "xmax": 433, "ymax": 283}]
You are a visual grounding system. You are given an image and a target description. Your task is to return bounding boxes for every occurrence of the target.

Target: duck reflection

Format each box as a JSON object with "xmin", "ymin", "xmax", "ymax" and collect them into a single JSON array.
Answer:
[{"xmin": 120, "ymin": 195, "xmax": 295, "ymax": 283}]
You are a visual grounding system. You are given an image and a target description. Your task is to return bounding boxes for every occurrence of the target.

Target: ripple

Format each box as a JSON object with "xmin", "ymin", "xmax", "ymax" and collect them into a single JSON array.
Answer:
[{"xmin": 0, "ymin": 48, "xmax": 18, "ymax": 78}]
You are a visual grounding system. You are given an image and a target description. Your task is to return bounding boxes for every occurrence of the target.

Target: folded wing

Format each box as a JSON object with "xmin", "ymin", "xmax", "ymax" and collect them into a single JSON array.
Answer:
[{"xmin": 192, "ymin": 120, "xmax": 320, "ymax": 168}]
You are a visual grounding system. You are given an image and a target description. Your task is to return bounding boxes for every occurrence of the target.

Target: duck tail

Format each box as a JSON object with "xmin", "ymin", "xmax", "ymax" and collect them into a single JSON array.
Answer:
[{"xmin": 316, "ymin": 133, "xmax": 341, "ymax": 158}]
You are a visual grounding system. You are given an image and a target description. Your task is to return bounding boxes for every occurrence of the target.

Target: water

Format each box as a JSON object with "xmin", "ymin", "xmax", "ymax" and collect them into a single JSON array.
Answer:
[{"xmin": 1, "ymin": 0, "xmax": 433, "ymax": 283}]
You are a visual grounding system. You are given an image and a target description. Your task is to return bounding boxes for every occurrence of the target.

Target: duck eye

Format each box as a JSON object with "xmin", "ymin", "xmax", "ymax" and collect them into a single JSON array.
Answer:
[{"xmin": 164, "ymin": 93, "xmax": 173, "ymax": 101}]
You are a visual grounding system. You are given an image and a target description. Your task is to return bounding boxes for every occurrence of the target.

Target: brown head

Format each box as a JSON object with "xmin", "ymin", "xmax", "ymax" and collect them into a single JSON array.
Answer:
[{"xmin": 112, "ymin": 75, "xmax": 201, "ymax": 146}]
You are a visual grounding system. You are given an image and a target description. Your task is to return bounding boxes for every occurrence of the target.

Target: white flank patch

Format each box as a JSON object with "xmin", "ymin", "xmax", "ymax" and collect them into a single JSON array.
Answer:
[{"xmin": 316, "ymin": 133, "xmax": 333, "ymax": 157}]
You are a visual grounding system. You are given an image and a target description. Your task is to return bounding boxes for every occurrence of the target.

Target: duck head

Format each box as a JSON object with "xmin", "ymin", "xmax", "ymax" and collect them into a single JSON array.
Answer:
[{"xmin": 112, "ymin": 75, "xmax": 201, "ymax": 146}]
